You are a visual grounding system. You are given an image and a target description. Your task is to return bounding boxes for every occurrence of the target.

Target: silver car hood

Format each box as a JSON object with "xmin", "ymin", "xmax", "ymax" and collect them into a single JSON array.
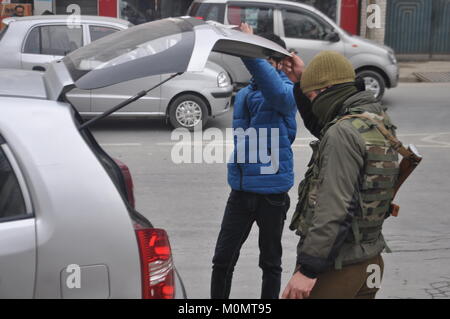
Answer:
[{"xmin": 46, "ymin": 17, "xmax": 289, "ymax": 98}]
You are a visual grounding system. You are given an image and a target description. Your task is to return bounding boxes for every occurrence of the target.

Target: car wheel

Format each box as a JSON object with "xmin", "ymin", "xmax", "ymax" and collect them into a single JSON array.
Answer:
[
  {"xmin": 357, "ymin": 70, "xmax": 386, "ymax": 101},
  {"xmin": 169, "ymin": 94, "xmax": 208, "ymax": 130}
]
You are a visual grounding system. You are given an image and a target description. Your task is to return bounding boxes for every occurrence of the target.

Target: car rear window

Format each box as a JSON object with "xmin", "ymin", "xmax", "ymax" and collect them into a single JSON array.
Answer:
[
  {"xmin": 188, "ymin": 2, "xmax": 225, "ymax": 23},
  {"xmin": 0, "ymin": 136, "xmax": 30, "ymax": 222}
]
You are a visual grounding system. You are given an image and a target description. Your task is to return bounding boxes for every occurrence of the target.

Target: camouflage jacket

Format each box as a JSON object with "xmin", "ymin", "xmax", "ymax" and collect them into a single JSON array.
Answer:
[{"xmin": 291, "ymin": 90, "xmax": 399, "ymax": 278}]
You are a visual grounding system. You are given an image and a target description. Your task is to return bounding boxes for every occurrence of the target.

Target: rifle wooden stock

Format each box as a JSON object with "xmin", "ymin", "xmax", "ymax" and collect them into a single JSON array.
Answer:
[
  {"xmin": 394, "ymin": 150, "xmax": 423, "ymax": 198},
  {"xmin": 390, "ymin": 146, "xmax": 422, "ymax": 217}
]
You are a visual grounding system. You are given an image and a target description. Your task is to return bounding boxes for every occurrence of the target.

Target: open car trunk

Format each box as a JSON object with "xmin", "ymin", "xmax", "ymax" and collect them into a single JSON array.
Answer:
[{"xmin": 44, "ymin": 16, "xmax": 290, "ymax": 95}]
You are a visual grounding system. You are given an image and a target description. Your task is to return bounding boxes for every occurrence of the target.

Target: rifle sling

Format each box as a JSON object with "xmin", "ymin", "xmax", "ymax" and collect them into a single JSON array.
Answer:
[{"xmin": 339, "ymin": 113, "xmax": 418, "ymax": 162}]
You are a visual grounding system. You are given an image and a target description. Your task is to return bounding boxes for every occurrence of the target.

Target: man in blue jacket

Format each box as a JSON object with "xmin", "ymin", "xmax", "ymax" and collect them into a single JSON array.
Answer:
[{"xmin": 211, "ymin": 23, "xmax": 298, "ymax": 299}]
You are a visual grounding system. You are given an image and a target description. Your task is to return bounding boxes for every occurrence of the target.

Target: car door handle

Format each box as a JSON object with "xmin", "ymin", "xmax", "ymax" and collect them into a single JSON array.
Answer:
[{"xmin": 32, "ymin": 66, "xmax": 46, "ymax": 72}]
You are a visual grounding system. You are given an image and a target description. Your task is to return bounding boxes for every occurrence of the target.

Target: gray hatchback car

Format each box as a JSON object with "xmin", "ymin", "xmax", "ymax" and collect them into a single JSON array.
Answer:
[
  {"xmin": 188, "ymin": 0, "xmax": 400, "ymax": 100},
  {"xmin": 0, "ymin": 15, "xmax": 232, "ymax": 129}
]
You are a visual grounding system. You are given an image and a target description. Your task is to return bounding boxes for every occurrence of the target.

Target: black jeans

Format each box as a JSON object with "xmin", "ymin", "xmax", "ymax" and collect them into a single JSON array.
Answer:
[{"xmin": 211, "ymin": 190, "xmax": 290, "ymax": 299}]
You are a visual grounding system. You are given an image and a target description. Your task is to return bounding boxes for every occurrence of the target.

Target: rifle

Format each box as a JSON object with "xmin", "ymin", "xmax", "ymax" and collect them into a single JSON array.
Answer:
[
  {"xmin": 388, "ymin": 143, "xmax": 422, "ymax": 217},
  {"xmin": 341, "ymin": 112, "xmax": 423, "ymax": 217}
]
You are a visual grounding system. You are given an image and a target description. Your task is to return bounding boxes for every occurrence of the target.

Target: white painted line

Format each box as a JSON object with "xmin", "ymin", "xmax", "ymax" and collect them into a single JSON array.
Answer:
[
  {"xmin": 156, "ymin": 143, "xmax": 450, "ymax": 149},
  {"xmin": 414, "ymin": 145, "xmax": 450, "ymax": 148},
  {"xmin": 398, "ymin": 132, "xmax": 450, "ymax": 137},
  {"xmin": 154, "ymin": 131, "xmax": 450, "ymax": 149},
  {"xmin": 100, "ymin": 143, "xmax": 142, "ymax": 147},
  {"xmin": 292, "ymin": 145, "xmax": 311, "ymax": 148},
  {"xmin": 156, "ymin": 142, "xmax": 234, "ymax": 146},
  {"xmin": 157, "ymin": 142, "xmax": 312, "ymax": 148},
  {"xmin": 420, "ymin": 134, "xmax": 450, "ymax": 147}
]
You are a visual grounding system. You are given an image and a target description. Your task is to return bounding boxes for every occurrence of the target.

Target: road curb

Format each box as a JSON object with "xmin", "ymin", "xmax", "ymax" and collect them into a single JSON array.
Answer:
[{"xmin": 399, "ymin": 77, "xmax": 420, "ymax": 83}]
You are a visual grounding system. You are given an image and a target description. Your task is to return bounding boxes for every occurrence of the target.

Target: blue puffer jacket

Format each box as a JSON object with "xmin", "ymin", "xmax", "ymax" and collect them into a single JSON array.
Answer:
[{"xmin": 227, "ymin": 58, "xmax": 297, "ymax": 194}]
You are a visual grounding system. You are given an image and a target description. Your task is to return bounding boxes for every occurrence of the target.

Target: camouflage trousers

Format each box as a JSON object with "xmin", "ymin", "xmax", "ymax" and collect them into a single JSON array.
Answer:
[{"xmin": 308, "ymin": 255, "xmax": 384, "ymax": 299}]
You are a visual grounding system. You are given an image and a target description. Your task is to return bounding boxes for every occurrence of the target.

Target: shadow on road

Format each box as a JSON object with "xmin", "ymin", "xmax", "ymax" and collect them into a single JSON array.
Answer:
[
  {"xmin": 90, "ymin": 118, "xmax": 169, "ymax": 132},
  {"xmin": 89, "ymin": 114, "xmax": 232, "ymax": 133}
]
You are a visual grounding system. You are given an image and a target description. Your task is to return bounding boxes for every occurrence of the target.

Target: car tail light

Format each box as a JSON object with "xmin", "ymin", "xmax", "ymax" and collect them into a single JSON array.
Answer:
[
  {"xmin": 114, "ymin": 159, "xmax": 135, "ymax": 208},
  {"xmin": 135, "ymin": 227, "xmax": 175, "ymax": 299},
  {"xmin": 194, "ymin": 16, "xmax": 204, "ymax": 20}
]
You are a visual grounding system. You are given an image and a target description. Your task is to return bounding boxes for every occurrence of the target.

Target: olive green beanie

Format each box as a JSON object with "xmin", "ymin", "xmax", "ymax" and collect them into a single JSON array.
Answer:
[{"xmin": 301, "ymin": 51, "xmax": 356, "ymax": 94}]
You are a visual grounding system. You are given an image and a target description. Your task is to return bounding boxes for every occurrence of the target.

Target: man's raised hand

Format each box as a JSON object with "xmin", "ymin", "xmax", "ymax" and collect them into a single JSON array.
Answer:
[{"xmin": 282, "ymin": 53, "xmax": 305, "ymax": 83}]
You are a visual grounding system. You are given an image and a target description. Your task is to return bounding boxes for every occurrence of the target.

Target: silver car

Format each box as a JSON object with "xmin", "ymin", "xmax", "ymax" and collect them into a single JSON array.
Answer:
[
  {"xmin": 0, "ymin": 15, "xmax": 131, "ymax": 71},
  {"xmin": 0, "ymin": 15, "xmax": 233, "ymax": 129},
  {"xmin": 188, "ymin": 0, "xmax": 400, "ymax": 100},
  {"xmin": 0, "ymin": 17, "xmax": 290, "ymax": 298},
  {"xmin": 0, "ymin": 92, "xmax": 186, "ymax": 299}
]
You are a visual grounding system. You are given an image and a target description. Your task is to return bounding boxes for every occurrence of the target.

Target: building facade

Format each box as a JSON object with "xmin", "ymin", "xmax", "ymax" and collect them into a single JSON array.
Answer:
[
  {"xmin": 384, "ymin": 0, "xmax": 450, "ymax": 59},
  {"xmin": 7, "ymin": 0, "xmax": 448, "ymax": 59},
  {"xmin": 6, "ymin": 0, "xmax": 361, "ymax": 35},
  {"xmin": 20, "ymin": 0, "xmax": 191, "ymax": 21},
  {"xmin": 358, "ymin": 0, "xmax": 450, "ymax": 59}
]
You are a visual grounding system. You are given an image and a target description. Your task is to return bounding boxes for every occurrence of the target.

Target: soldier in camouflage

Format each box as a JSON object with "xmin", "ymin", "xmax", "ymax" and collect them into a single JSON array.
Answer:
[{"xmin": 281, "ymin": 51, "xmax": 400, "ymax": 299}]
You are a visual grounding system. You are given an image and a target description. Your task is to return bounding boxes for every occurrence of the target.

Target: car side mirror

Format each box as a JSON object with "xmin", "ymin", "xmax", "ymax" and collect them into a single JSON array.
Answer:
[{"xmin": 325, "ymin": 31, "xmax": 340, "ymax": 43}]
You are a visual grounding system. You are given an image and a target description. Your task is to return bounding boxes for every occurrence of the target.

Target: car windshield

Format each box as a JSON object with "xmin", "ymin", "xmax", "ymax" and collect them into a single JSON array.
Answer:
[{"xmin": 63, "ymin": 18, "xmax": 199, "ymax": 88}]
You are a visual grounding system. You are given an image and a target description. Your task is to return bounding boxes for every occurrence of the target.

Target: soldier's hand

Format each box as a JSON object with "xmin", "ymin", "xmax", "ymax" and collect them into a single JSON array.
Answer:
[
  {"xmin": 281, "ymin": 271, "xmax": 317, "ymax": 299},
  {"xmin": 239, "ymin": 22, "xmax": 253, "ymax": 35},
  {"xmin": 282, "ymin": 53, "xmax": 305, "ymax": 83}
]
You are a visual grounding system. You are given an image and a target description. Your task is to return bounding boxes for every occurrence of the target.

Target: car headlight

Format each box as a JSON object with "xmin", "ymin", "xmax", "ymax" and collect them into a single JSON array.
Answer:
[
  {"xmin": 388, "ymin": 50, "xmax": 397, "ymax": 65},
  {"xmin": 217, "ymin": 72, "xmax": 229, "ymax": 88}
]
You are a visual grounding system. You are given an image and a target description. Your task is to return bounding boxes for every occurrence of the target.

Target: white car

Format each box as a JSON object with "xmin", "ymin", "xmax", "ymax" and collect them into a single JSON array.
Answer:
[
  {"xmin": 188, "ymin": 0, "xmax": 400, "ymax": 100},
  {"xmin": 0, "ymin": 94, "xmax": 186, "ymax": 299}
]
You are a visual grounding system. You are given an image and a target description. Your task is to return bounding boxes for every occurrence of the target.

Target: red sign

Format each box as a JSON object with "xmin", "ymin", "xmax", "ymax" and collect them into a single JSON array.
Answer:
[
  {"xmin": 340, "ymin": 0, "xmax": 360, "ymax": 35},
  {"xmin": 99, "ymin": 0, "xmax": 117, "ymax": 18}
]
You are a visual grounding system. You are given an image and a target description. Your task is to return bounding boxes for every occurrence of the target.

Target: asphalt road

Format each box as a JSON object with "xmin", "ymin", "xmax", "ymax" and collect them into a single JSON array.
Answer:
[{"xmin": 92, "ymin": 83, "xmax": 450, "ymax": 299}]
